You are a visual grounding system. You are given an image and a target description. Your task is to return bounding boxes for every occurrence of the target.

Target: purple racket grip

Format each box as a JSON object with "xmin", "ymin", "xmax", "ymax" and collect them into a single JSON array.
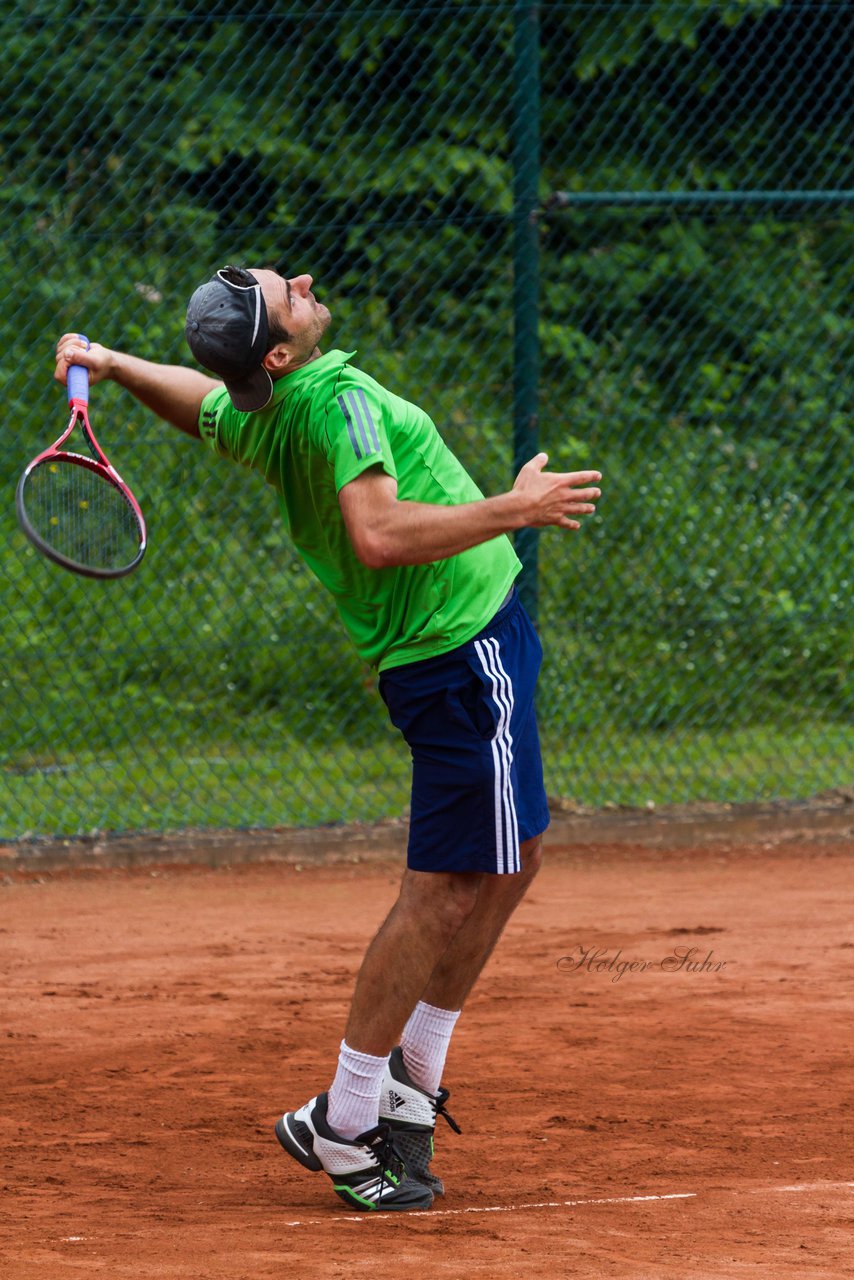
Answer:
[{"xmin": 67, "ymin": 334, "xmax": 90, "ymax": 405}]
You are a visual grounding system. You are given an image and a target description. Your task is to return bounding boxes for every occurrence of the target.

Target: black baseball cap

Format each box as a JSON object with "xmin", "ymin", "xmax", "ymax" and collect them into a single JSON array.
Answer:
[{"xmin": 185, "ymin": 266, "xmax": 274, "ymax": 412}]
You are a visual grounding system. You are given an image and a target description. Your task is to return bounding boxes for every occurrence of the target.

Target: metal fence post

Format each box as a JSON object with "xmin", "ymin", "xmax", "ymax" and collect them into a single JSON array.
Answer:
[{"xmin": 512, "ymin": 1, "xmax": 541, "ymax": 621}]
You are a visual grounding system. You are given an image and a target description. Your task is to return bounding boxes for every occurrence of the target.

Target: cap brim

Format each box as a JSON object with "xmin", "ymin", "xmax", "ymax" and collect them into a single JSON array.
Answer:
[{"xmin": 223, "ymin": 366, "xmax": 274, "ymax": 413}]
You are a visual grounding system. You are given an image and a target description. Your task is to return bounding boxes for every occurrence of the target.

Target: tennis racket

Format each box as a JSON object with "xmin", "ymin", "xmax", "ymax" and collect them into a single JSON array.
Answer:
[{"xmin": 16, "ymin": 336, "xmax": 147, "ymax": 579}]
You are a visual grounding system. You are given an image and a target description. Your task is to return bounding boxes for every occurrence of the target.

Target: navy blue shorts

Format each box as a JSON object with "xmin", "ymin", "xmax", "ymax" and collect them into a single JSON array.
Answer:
[{"xmin": 379, "ymin": 590, "xmax": 550, "ymax": 875}]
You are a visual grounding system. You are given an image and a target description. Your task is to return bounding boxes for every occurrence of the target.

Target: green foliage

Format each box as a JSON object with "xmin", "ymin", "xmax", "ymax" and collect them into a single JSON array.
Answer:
[{"xmin": 1, "ymin": 0, "xmax": 851, "ymax": 835}]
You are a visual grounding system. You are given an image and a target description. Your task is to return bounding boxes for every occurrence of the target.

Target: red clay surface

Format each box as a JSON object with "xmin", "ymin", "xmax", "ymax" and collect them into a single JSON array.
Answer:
[{"xmin": 1, "ymin": 835, "xmax": 852, "ymax": 1278}]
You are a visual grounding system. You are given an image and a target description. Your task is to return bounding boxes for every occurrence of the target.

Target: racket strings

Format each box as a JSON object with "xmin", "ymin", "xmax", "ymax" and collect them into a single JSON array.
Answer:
[{"xmin": 22, "ymin": 458, "xmax": 142, "ymax": 572}]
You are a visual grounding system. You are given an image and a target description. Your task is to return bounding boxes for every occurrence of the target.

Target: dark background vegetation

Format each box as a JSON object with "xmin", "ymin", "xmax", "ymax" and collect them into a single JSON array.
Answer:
[{"xmin": 2, "ymin": 1, "xmax": 851, "ymax": 834}]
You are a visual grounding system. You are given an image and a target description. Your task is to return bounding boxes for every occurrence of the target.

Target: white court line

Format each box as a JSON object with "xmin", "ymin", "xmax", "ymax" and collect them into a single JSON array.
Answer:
[
  {"xmin": 284, "ymin": 1182, "xmax": 854, "ymax": 1227},
  {"xmin": 771, "ymin": 1183, "xmax": 854, "ymax": 1193},
  {"xmin": 285, "ymin": 1191, "xmax": 696, "ymax": 1227}
]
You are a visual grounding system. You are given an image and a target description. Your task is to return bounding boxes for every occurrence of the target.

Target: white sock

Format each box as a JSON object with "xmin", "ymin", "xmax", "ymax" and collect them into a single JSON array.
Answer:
[
  {"xmin": 326, "ymin": 1040, "xmax": 387, "ymax": 1141},
  {"xmin": 400, "ymin": 1001, "xmax": 461, "ymax": 1096}
]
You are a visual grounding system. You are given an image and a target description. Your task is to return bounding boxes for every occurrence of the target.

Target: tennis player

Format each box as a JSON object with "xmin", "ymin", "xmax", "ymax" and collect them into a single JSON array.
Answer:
[{"xmin": 54, "ymin": 265, "xmax": 600, "ymax": 1213}]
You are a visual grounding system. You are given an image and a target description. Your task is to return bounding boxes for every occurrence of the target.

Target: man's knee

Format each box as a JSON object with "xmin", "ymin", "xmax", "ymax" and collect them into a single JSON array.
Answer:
[
  {"xmin": 519, "ymin": 833, "xmax": 543, "ymax": 879},
  {"xmin": 399, "ymin": 868, "xmax": 481, "ymax": 936}
]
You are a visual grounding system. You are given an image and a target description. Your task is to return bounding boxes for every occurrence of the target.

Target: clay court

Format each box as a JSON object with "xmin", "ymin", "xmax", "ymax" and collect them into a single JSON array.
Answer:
[{"xmin": 2, "ymin": 814, "xmax": 852, "ymax": 1279}]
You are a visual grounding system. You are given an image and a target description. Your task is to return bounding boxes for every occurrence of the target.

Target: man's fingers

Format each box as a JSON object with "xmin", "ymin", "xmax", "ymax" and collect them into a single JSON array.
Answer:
[
  {"xmin": 54, "ymin": 336, "xmax": 100, "ymax": 385},
  {"xmin": 524, "ymin": 459, "xmax": 602, "ymax": 483},
  {"xmin": 54, "ymin": 348, "xmax": 88, "ymax": 384},
  {"xmin": 60, "ymin": 346, "xmax": 93, "ymax": 365},
  {"xmin": 562, "ymin": 486, "xmax": 600, "ymax": 503},
  {"xmin": 56, "ymin": 334, "xmax": 89, "ymax": 358}
]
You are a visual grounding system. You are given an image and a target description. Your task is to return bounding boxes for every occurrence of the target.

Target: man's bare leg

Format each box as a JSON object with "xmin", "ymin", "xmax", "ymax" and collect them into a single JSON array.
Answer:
[
  {"xmin": 326, "ymin": 836, "xmax": 541, "ymax": 1139},
  {"xmin": 386, "ymin": 836, "xmax": 543, "ymax": 1116},
  {"xmin": 344, "ymin": 835, "xmax": 542, "ymax": 1054},
  {"xmin": 418, "ymin": 834, "xmax": 543, "ymax": 1011},
  {"xmin": 343, "ymin": 868, "xmax": 482, "ymax": 1056}
]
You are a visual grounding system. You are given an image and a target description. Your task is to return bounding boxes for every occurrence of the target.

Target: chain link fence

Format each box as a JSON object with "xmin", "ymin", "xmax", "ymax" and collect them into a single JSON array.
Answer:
[{"xmin": 2, "ymin": 0, "xmax": 851, "ymax": 839}]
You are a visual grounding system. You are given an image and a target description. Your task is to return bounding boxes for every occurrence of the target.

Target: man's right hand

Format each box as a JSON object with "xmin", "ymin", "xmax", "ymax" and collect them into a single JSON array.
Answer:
[
  {"xmin": 54, "ymin": 334, "xmax": 115, "ymax": 388},
  {"xmin": 52, "ymin": 335, "xmax": 219, "ymax": 439}
]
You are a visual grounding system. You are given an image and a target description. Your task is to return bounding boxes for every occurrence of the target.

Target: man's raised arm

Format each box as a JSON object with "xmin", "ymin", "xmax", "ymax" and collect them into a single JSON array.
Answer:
[{"xmin": 54, "ymin": 334, "xmax": 220, "ymax": 438}]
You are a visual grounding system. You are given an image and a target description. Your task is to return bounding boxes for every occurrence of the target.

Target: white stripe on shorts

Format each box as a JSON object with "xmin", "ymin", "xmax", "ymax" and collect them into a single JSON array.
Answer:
[{"xmin": 473, "ymin": 636, "xmax": 520, "ymax": 873}]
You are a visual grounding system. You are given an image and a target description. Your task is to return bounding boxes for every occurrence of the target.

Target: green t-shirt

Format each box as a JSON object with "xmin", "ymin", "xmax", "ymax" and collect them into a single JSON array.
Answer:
[{"xmin": 198, "ymin": 349, "xmax": 520, "ymax": 670}]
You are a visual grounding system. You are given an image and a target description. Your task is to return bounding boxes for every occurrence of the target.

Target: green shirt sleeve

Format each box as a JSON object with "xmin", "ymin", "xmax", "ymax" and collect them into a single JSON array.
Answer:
[
  {"xmin": 199, "ymin": 385, "xmax": 238, "ymax": 459},
  {"xmin": 323, "ymin": 379, "xmax": 397, "ymax": 491}
]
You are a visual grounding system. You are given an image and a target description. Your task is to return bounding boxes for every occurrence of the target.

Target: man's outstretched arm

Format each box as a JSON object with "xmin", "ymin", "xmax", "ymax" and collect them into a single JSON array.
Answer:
[
  {"xmin": 54, "ymin": 335, "xmax": 220, "ymax": 438},
  {"xmin": 338, "ymin": 455, "xmax": 602, "ymax": 568}
]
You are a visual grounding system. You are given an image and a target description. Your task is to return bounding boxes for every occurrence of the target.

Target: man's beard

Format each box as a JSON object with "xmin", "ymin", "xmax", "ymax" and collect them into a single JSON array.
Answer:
[{"xmin": 312, "ymin": 303, "xmax": 332, "ymax": 345}]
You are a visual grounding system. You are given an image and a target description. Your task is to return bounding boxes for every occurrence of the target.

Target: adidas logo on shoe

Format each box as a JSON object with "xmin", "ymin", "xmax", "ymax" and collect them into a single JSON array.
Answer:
[{"xmin": 379, "ymin": 1047, "xmax": 461, "ymax": 1199}]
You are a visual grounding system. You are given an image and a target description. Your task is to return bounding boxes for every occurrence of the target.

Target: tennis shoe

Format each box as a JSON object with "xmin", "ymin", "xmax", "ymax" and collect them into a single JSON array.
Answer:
[
  {"xmin": 379, "ymin": 1046, "xmax": 461, "ymax": 1197},
  {"xmin": 275, "ymin": 1091, "xmax": 433, "ymax": 1212}
]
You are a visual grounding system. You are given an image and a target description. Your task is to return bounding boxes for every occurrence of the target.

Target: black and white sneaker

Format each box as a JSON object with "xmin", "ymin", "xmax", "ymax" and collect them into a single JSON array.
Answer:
[
  {"xmin": 379, "ymin": 1046, "xmax": 461, "ymax": 1197},
  {"xmin": 275, "ymin": 1091, "xmax": 433, "ymax": 1212}
]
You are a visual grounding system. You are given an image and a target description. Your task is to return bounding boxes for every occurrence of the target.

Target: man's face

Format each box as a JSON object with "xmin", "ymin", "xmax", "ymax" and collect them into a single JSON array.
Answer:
[{"xmin": 250, "ymin": 268, "xmax": 331, "ymax": 362}]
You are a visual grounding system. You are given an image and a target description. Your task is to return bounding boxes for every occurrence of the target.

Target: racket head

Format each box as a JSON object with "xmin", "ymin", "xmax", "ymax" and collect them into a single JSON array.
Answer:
[{"xmin": 16, "ymin": 448, "xmax": 147, "ymax": 580}]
